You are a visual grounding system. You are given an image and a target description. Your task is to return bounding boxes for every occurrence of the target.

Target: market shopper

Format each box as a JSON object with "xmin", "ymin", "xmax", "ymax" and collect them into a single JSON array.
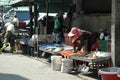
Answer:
[
  {"xmin": 68, "ymin": 27, "xmax": 91, "ymax": 53},
  {"xmin": 12, "ymin": 15, "xmax": 19, "ymax": 32},
  {"xmin": 53, "ymin": 11, "xmax": 65, "ymax": 44},
  {"xmin": 0, "ymin": 22, "xmax": 15, "ymax": 52}
]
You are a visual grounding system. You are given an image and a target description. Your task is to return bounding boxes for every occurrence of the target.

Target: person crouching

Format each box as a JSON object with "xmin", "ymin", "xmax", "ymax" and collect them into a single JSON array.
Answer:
[
  {"xmin": 0, "ymin": 23, "xmax": 15, "ymax": 53},
  {"xmin": 68, "ymin": 27, "xmax": 91, "ymax": 53}
]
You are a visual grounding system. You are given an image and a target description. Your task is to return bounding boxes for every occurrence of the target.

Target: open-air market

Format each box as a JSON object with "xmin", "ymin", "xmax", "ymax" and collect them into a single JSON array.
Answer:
[{"xmin": 0, "ymin": 0, "xmax": 120, "ymax": 80}]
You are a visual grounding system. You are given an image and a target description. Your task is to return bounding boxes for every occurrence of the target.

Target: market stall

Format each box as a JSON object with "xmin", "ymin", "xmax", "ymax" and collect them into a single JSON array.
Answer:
[
  {"xmin": 59, "ymin": 50, "xmax": 112, "ymax": 72},
  {"xmin": 38, "ymin": 44, "xmax": 73, "ymax": 57}
]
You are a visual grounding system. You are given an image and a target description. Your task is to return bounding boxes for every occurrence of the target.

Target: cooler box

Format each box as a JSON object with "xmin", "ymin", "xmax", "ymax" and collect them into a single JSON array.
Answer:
[
  {"xmin": 51, "ymin": 56, "xmax": 62, "ymax": 71},
  {"xmin": 61, "ymin": 58, "xmax": 73, "ymax": 73}
]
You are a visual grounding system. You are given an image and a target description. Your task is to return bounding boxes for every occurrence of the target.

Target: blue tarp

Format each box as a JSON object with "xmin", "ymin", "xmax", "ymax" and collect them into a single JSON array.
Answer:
[{"xmin": 38, "ymin": 44, "xmax": 60, "ymax": 47}]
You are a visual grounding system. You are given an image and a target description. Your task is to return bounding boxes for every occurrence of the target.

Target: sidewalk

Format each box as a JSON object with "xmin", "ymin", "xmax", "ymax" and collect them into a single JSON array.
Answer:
[{"xmin": 0, "ymin": 50, "xmax": 97, "ymax": 80}]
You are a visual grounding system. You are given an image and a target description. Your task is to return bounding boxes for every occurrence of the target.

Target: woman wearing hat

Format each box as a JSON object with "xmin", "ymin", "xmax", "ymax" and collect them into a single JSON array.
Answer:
[{"xmin": 68, "ymin": 27, "xmax": 91, "ymax": 53}]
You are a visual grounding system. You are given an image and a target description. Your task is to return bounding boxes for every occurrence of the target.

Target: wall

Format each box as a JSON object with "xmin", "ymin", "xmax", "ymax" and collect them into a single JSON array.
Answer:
[
  {"xmin": 72, "ymin": 13, "xmax": 111, "ymax": 33},
  {"xmin": 73, "ymin": 0, "xmax": 111, "ymax": 33}
]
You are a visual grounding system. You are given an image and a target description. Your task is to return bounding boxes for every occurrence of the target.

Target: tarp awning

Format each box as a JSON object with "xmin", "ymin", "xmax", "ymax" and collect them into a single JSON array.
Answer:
[
  {"xmin": 10, "ymin": 0, "xmax": 73, "ymax": 13},
  {"xmin": 10, "ymin": 0, "xmax": 34, "ymax": 7}
]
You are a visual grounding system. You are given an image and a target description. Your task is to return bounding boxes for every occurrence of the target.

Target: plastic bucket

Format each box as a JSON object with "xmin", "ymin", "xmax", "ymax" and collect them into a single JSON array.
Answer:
[
  {"xmin": 61, "ymin": 58, "xmax": 73, "ymax": 73},
  {"xmin": 99, "ymin": 67, "xmax": 120, "ymax": 80},
  {"xmin": 51, "ymin": 56, "xmax": 62, "ymax": 71}
]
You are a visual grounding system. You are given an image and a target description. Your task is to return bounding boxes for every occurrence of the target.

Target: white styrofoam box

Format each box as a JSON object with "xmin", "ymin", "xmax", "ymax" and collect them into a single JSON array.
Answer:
[
  {"xmin": 61, "ymin": 58, "xmax": 73, "ymax": 73},
  {"xmin": 51, "ymin": 55, "xmax": 62, "ymax": 71}
]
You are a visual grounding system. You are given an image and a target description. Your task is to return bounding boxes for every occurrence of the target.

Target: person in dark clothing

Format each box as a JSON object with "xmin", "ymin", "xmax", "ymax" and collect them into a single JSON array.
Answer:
[
  {"xmin": 64, "ymin": 4, "xmax": 76, "ymax": 33},
  {"xmin": 87, "ymin": 32, "xmax": 99, "ymax": 52},
  {"xmin": 53, "ymin": 11, "xmax": 65, "ymax": 44}
]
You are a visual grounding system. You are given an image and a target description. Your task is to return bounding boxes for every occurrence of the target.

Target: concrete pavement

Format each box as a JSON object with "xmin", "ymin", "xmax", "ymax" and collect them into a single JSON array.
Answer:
[{"xmin": 0, "ymin": 52, "xmax": 97, "ymax": 80}]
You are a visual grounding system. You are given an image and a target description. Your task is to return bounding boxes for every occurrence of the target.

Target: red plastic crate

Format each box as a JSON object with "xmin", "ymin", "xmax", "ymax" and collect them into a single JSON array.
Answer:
[{"xmin": 18, "ymin": 22, "xmax": 26, "ymax": 28}]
